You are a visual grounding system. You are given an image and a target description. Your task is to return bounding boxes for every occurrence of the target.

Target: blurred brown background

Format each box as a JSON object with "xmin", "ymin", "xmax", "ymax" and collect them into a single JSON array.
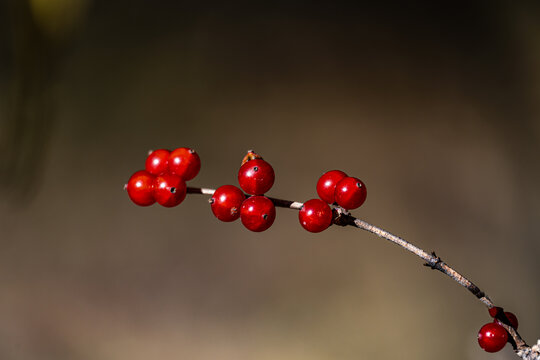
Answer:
[{"xmin": 0, "ymin": 1, "xmax": 539, "ymax": 359}]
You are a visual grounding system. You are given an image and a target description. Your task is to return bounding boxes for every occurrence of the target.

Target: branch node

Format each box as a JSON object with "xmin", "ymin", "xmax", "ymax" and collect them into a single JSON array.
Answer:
[
  {"xmin": 424, "ymin": 251, "xmax": 442, "ymax": 270},
  {"xmin": 332, "ymin": 207, "xmax": 353, "ymax": 227}
]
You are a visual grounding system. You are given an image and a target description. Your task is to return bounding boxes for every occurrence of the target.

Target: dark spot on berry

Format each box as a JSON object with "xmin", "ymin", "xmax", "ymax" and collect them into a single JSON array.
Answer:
[
  {"xmin": 253, "ymin": 166, "xmax": 259, "ymax": 172},
  {"xmin": 356, "ymin": 182, "xmax": 362, "ymax": 188},
  {"xmin": 262, "ymin": 214, "xmax": 268, "ymax": 220},
  {"xmin": 209, "ymin": 198, "xmax": 215, "ymax": 204},
  {"xmin": 189, "ymin": 149, "xmax": 195, "ymax": 154},
  {"xmin": 231, "ymin": 207, "xmax": 238, "ymax": 214},
  {"xmin": 170, "ymin": 187, "xmax": 176, "ymax": 193}
]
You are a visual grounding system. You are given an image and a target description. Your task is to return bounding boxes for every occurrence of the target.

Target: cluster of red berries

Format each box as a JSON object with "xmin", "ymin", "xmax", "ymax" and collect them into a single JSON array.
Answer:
[
  {"xmin": 210, "ymin": 151, "xmax": 276, "ymax": 232},
  {"xmin": 208, "ymin": 152, "xmax": 369, "ymax": 233},
  {"xmin": 298, "ymin": 170, "xmax": 368, "ymax": 233},
  {"xmin": 477, "ymin": 307, "xmax": 519, "ymax": 352},
  {"xmin": 127, "ymin": 149, "xmax": 368, "ymax": 234},
  {"xmin": 126, "ymin": 147, "xmax": 201, "ymax": 207}
]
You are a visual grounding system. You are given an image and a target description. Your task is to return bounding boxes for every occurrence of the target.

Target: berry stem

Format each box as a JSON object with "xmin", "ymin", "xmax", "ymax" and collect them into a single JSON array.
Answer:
[{"xmin": 185, "ymin": 186, "xmax": 537, "ymax": 359}]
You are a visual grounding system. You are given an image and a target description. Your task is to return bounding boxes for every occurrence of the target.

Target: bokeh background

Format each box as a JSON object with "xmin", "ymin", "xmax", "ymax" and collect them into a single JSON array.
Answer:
[{"xmin": 1, "ymin": 1, "xmax": 539, "ymax": 359}]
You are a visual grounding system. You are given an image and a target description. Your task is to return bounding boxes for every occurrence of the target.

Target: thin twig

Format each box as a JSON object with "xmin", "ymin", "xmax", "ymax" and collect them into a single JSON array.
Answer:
[{"xmin": 186, "ymin": 186, "xmax": 538, "ymax": 359}]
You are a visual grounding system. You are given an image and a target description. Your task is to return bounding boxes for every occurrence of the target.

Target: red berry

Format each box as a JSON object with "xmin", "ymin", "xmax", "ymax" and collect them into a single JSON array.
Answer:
[
  {"xmin": 169, "ymin": 147, "xmax": 201, "ymax": 181},
  {"xmin": 126, "ymin": 170, "xmax": 156, "ymax": 206},
  {"xmin": 488, "ymin": 307, "xmax": 519, "ymax": 329},
  {"xmin": 503, "ymin": 312, "xmax": 519, "ymax": 329},
  {"xmin": 478, "ymin": 323, "xmax": 508, "ymax": 353},
  {"xmin": 299, "ymin": 199, "xmax": 333, "ymax": 233},
  {"xmin": 210, "ymin": 185, "xmax": 246, "ymax": 222},
  {"xmin": 154, "ymin": 173, "xmax": 187, "ymax": 207},
  {"xmin": 334, "ymin": 176, "xmax": 367, "ymax": 210},
  {"xmin": 240, "ymin": 196, "xmax": 276, "ymax": 232},
  {"xmin": 488, "ymin": 306, "xmax": 503, "ymax": 318},
  {"xmin": 316, "ymin": 170, "xmax": 348, "ymax": 204},
  {"xmin": 238, "ymin": 158, "xmax": 275, "ymax": 195},
  {"xmin": 145, "ymin": 149, "xmax": 170, "ymax": 175}
]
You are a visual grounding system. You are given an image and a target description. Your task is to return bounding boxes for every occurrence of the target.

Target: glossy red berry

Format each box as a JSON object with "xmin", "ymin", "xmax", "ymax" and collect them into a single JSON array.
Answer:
[
  {"xmin": 299, "ymin": 199, "xmax": 333, "ymax": 233},
  {"xmin": 316, "ymin": 170, "xmax": 348, "ymax": 204},
  {"xmin": 154, "ymin": 173, "xmax": 187, "ymax": 207},
  {"xmin": 145, "ymin": 149, "xmax": 170, "ymax": 175},
  {"xmin": 169, "ymin": 147, "xmax": 201, "ymax": 181},
  {"xmin": 240, "ymin": 196, "xmax": 276, "ymax": 232},
  {"xmin": 502, "ymin": 312, "xmax": 519, "ymax": 329},
  {"xmin": 334, "ymin": 176, "xmax": 367, "ymax": 210},
  {"xmin": 126, "ymin": 170, "xmax": 156, "ymax": 206},
  {"xmin": 238, "ymin": 158, "xmax": 275, "ymax": 195},
  {"xmin": 210, "ymin": 185, "xmax": 246, "ymax": 222},
  {"xmin": 478, "ymin": 323, "xmax": 508, "ymax": 353}
]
